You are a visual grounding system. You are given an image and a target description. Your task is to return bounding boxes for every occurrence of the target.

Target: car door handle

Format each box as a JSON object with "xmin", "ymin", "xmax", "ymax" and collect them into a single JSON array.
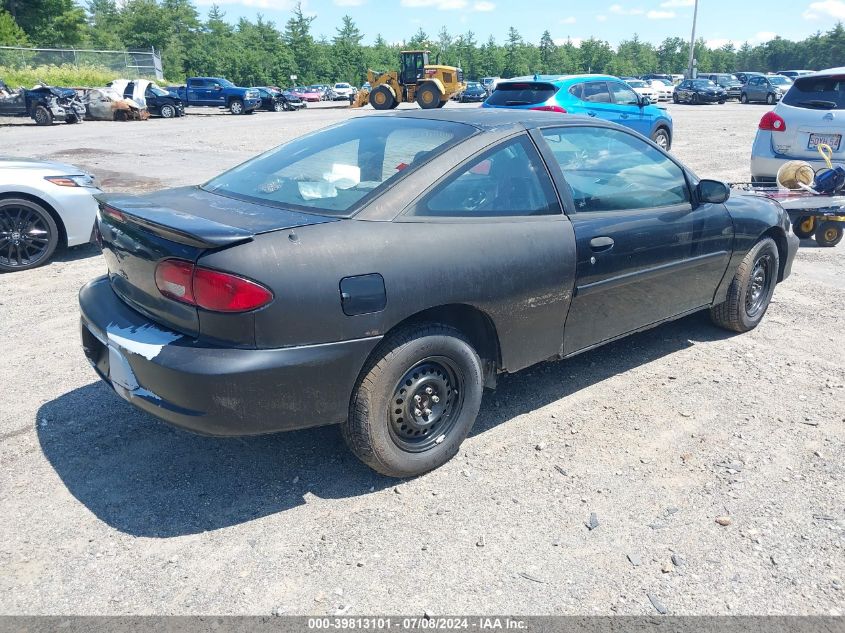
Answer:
[
  {"xmin": 620, "ymin": 113, "xmax": 629, "ymax": 119},
  {"xmin": 590, "ymin": 236, "xmax": 615, "ymax": 252},
  {"xmin": 587, "ymin": 111, "xmax": 597, "ymax": 117}
]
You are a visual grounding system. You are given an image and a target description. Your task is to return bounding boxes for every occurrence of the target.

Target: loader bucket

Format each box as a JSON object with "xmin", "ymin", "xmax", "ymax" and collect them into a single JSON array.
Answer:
[{"xmin": 352, "ymin": 90, "xmax": 370, "ymax": 108}]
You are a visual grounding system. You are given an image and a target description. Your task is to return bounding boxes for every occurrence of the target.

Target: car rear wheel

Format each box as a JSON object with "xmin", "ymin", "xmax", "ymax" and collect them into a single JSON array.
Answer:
[
  {"xmin": 766, "ymin": 93, "xmax": 776, "ymax": 105},
  {"xmin": 651, "ymin": 127, "xmax": 671, "ymax": 151},
  {"xmin": 710, "ymin": 237, "xmax": 779, "ymax": 333},
  {"xmin": 160, "ymin": 104, "xmax": 176, "ymax": 118},
  {"xmin": 229, "ymin": 98, "xmax": 244, "ymax": 115},
  {"xmin": 0, "ymin": 198, "xmax": 59, "ymax": 272},
  {"xmin": 741, "ymin": 93, "xmax": 749, "ymax": 104},
  {"xmin": 370, "ymin": 85, "xmax": 395, "ymax": 111},
  {"xmin": 342, "ymin": 325, "xmax": 484, "ymax": 478},
  {"xmin": 815, "ymin": 221, "xmax": 843, "ymax": 247},
  {"xmin": 793, "ymin": 216, "xmax": 815, "ymax": 239},
  {"xmin": 32, "ymin": 105, "xmax": 54, "ymax": 126}
]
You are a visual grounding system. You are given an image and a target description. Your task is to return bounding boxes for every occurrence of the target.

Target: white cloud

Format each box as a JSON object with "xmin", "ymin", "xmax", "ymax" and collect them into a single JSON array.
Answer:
[
  {"xmin": 334, "ymin": 0, "xmax": 364, "ymax": 5},
  {"xmin": 596, "ymin": 14, "xmax": 607, "ymax": 21},
  {"xmin": 560, "ymin": 15, "xmax": 577, "ymax": 24},
  {"xmin": 473, "ymin": 0, "xmax": 495, "ymax": 10},
  {"xmin": 660, "ymin": 0, "xmax": 693, "ymax": 6},
  {"xmin": 401, "ymin": 0, "xmax": 467, "ymax": 9},
  {"xmin": 609, "ymin": 3, "xmax": 644, "ymax": 15},
  {"xmin": 707, "ymin": 38, "xmax": 733, "ymax": 48},
  {"xmin": 753, "ymin": 31, "xmax": 778, "ymax": 42},
  {"xmin": 647, "ymin": 9, "xmax": 675, "ymax": 18},
  {"xmin": 194, "ymin": 0, "xmax": 296, "ymax": 7},
  {"xmin": 803, "ymin": 0, "xmax": 845, "ymax": 19}
]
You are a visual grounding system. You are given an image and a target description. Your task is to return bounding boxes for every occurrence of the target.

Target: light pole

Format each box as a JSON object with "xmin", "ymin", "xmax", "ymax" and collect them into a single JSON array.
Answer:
[{"xmin": 687, "ymin": 0, "xmax": 699, "ymax": 79}]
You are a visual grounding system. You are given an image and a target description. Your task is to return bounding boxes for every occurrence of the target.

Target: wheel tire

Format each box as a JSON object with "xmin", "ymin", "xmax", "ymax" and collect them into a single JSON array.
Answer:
[
  {"xmin": 766, "ymin": 93, "xmax": 775, "ymax": 105},
  {"xmin": 436, "ymin": 99, "xmax": 447, "ymax": 108},
  {"xmin": 718, "ymin": 100, "xmax": 726, "ymax": 104},
  {"xmin": 370, "ymin": 85, "xmax": 395, "ymax": 111},
  {"xmin": 0, "ymin": 197, "xmax": 59, "ymax": 272},
  {"xmin": 672, "ymin": 92, "xmax": 679, "ymax": 104},
  {"xmin": 651, "ymin": 127, "xmax": 671, "ymax": 151},
  {"xmin": 710, "ymin": 237, "xmax": 779, "ymax": 333},
  {"xmin": 229, "ymin": 98, "xmax": 244, "ymax": 115},
  {"xmin": 741, "ymin": 93, "xmax": 749, "ymax": 104},
  {"xmin": 793, "ymin": 216, "xmax": 815, "ymax": 239},
  {"xmin": 416, "ymin": 83, "xmax": 441, "ymax": 110},
  {"xmin": 815, "ymin": 221, "xmax": 843, "ymax": 247},
  {"xmin": 273, "ymin": 101, "xmax": 283, "ymax": 112},
  {"xmin": 342, "ymin": 325, "xmax": 484, "ymax": 478},
  {"xmin": 33, "ymin": 105, "xmax": 53, "ymax": 126},
  {"xmin": 692, "ymin": 93, "xmax": 700, "ymax": 105},
  {"xmin": 160, "ymin": 104, "xmax": 176, "ymax": 119}
]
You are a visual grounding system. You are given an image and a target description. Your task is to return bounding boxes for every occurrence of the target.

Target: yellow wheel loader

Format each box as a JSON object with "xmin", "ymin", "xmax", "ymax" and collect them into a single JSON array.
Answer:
[{"xmin": 353, "ymin": 50, "xmax": 465, "ymax": 110}]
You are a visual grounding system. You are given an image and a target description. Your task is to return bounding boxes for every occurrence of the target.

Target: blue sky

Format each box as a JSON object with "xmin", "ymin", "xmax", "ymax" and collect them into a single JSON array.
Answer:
[{"xmin": 190, "ymin": 0, "xmax": 845, "ymax": 47}]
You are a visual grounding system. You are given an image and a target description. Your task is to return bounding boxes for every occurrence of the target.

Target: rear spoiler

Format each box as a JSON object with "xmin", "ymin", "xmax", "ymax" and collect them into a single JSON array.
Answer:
[{"xmin": 95, "ymin": 193, "xmax": 254, "ymax": 249}]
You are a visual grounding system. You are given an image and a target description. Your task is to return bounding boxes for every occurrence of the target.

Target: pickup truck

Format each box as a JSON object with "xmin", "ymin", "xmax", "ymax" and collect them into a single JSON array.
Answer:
[{"xmin": 166, "ymin": 77, "xmax": 260, "ymax": 114}]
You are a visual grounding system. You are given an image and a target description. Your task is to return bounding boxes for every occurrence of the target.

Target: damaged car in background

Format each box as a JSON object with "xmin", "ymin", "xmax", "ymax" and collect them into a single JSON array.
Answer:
[
  {"xmin": 108, "ymin": 79, "xmax": 184, "ymax": 118},
  {"xmin": 0, "ymin": 80, "xmax": 85, "ymax": 126},
  {"xmin": 79, "ymin": 111, "xmax": 799, "ymax": 478},
  {"xmin": 84, "ymin": 87, "xmax": 149, "ymax": 121}
]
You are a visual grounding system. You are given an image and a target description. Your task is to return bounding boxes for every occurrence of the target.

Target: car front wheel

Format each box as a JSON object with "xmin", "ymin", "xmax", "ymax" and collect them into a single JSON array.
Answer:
[
  {"xmin": 766, "ymin": 93, "xmax": 776, "ymax": 105},
  {"xmin": 160, "ymin": 104, "xmax": 176, "ymax": 118},
  {"xmin": 229, "ymin": 98, "xmax": 244, "ymax": 114},
  {"xmin": 710, "ymin": 237, "xmax": 779, "ymax": 333},
  {"xmin": 741, "ymin": 93, "xmax": 749, "ymax": 104},
  {"xmin": 342, "ymin": 325, "xmax": 484, "ymax": 478},
  {"xmin": 0, "ymin": 197, "xmax": 60, "ymax": 272}
]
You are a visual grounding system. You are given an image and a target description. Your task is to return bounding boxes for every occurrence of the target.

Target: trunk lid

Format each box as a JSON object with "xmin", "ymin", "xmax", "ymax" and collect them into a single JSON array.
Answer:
[
  {"xmin": 97, "ymin": 187, "xmax": 337, "ymax": 338},
  {"xmin": 775, "ymin": 74, "xmax": 845, "ymax": 159}
]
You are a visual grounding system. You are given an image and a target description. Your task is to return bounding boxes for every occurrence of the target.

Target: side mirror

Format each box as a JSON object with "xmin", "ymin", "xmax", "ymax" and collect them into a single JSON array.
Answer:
[
  {"xmin": 697, "ymin": 179, "xmax": 730, "ymax": 204},
  {"xmin": 639, "ymin": 95, "xmax": 651, "ymax": 106}
]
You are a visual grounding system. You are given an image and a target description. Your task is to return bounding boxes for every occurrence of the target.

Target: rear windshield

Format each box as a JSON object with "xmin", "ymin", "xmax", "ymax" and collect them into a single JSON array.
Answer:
[
  {"xmin": 782, "ymin": 75, "xmax": 845, "ymax": 110},
  {"xmin": 202, "ymin": 117, "xmax": 473, "ymax": 216},
  {"xmin": 487, "ymin": 82, "xmax": 558, "ymax": 106}
]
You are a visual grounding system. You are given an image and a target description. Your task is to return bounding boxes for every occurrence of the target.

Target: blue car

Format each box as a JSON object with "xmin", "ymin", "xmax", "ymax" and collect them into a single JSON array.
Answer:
[{"xmin": 482, "ymin": 74, "xmax": 673, "ymax": 150}]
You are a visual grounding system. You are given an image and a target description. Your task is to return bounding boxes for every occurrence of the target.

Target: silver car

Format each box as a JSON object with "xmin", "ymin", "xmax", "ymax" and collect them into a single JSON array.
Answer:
[
  {"xmin": 741, "ymin": 75, "xmax": 793, "ymax": 105},
  {"xmin": 0, "ymin": 158, "xmax": 101, "ymax": 271}
]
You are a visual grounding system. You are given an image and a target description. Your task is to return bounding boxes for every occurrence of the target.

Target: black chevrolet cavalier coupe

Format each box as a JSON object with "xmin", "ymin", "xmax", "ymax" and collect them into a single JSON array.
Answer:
[{"xmin": 80, "ymin": 110, "xmax": 798, "ymax": 477}]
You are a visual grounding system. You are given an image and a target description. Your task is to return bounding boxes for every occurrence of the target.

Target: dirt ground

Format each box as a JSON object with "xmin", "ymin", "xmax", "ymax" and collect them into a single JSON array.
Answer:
[{"xmin": 0, "ymin": 101, "xmax": 843, "ymax": 616}]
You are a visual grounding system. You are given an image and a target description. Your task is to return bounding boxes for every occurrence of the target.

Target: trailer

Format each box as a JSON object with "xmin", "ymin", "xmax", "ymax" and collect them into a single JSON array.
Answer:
[{"xmin": 732, "ymin": 183, "xmax": 845, "ymax": 247}]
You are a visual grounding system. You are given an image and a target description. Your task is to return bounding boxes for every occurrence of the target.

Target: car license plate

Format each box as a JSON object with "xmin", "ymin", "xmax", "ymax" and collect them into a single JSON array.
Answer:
[{"xmin": 808, "ymin": 133, "xmax": 842, "ymax": 151}]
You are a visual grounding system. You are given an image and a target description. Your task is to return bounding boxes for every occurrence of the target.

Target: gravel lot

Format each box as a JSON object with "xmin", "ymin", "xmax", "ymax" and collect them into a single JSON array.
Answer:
[{"xmin": 0, "ymin": 101, "xmax": 843, "ymax": 616}]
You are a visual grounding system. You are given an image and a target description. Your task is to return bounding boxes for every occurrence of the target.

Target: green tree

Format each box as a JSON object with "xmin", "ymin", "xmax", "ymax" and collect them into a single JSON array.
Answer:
[
  {"xmin": 282, "ymin": 2, "xmax": 316, "ymax": 83},
  {"xmin": 3, "ymin": 0, "xmax": 86, "ymax": 46},
  {"xmin": 578, "ymin": 37, "xmax": 614, "ymax": 73},
  {"xmin": 538, "ymin": 30, "xmax": 556, "ymax": 74},
  {"xmin": 0, "ymin": 8, "xmax": 28, "ymax": 45},
  {"xmin": 502, "ymin": 27, "xmax": 528, "ymax": 77},
  {"xmin": 332, "ymin": 15, "xmax": 365, "ymax": 83}
]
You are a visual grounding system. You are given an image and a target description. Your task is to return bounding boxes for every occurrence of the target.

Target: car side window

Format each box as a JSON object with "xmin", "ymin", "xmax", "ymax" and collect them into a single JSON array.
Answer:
[
  {"xmin": 582, "ymin": 81, "xmax": 611, "ymax": 103},
  {"xmin": 412, "ymin": 135, "xmax": 560, "ymax": 218},
  {"xmin": 609, "ymin": 82, "xmax": 639, "ymax": 105},
  {"xmin": 540, "ymin": 126, "xmax": 689, "ymax": 213}
]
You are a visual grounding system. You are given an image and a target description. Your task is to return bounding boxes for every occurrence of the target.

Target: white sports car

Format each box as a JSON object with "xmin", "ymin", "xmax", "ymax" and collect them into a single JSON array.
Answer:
[{"xmin": 0, "ymin": 158, "xmax": 101, "ymax": 272}]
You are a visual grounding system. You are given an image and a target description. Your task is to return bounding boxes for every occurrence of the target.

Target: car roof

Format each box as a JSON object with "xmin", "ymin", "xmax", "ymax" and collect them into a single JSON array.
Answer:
[
  {"xmin": 498, "ymin": 74, "xmax": 620, "ymax": 86},
  {"xmin": 370, "ymin": 108, "xmax": 618, "ymax": 132},
  {"xmin": 804, "ymin": 67, "xmax": 845, "ymax": 78}
]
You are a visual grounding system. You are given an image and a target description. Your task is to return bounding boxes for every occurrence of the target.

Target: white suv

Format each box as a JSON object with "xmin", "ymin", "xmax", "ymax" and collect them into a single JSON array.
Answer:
[
  {"xmin": 751, "ymin": 67, "xmax": 845, "ymax": 183},
  {"xmin": 332, "ymin": 83, "xmax": 354, "ymax": 100}
]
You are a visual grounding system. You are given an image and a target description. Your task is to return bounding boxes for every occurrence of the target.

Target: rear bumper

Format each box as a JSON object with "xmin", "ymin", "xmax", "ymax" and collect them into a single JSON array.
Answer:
[
  {"xmin": 751, "ymin": 131, "xmax": 834, "ymax": 178},
  {"xmin": 79, "ymin": 276, "xmax": 381, "ymax": 436}
]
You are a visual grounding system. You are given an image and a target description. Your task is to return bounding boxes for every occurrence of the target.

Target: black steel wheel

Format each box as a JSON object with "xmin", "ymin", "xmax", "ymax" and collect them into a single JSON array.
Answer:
[
  {"xmin": 815, "ymin": 221, "xmax": 843, "ymax": 247},
  {"xmin": 388, "ymin": 357, "xmax": 466, "ymax": 452},
  {"xmin": 343, "ymin": 324, "xmax": 484, "ymax": 477},
  {"xmin": 793, "ymin": 216, "xmax": 815, "ymax": 239},
  {"xmin": 0, "ymin": 198, "xmax": 59, "ymax": 272},
  {"xmin": 711, "ymin": 237, "xmax": 779, "ymax": 333}
]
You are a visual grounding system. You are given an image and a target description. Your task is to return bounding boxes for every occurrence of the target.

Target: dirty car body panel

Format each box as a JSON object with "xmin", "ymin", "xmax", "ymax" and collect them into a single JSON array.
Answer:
[{"xmin": 79, "ymin": 110, "xmax": 797, "ymax": 442}]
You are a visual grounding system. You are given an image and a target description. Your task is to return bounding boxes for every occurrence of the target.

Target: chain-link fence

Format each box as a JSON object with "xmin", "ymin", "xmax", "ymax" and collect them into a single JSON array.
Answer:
[{"xmin": 0, "ymin": 46, "xmax": 163, "ymax": 80}]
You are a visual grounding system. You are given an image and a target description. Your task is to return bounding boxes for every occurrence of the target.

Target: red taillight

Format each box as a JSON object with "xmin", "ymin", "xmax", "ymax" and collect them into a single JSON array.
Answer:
[
  {"xmin": 155, "ymin": 259, "xmax": 273, "ymax": 313},
  {"xmin": 155, "ymin": 259, "xmax": 195, "ymax": 304},
  {"xmin": 100, "ymin": 204, "xmax": 126, "ymax": 223},
  {"xmin": 759, "ymin": 111, "xmax": 786, "ymax": 132},
  {"xmin": 193, "ymin": 267, "xmax": 273, "ymax": 312},
  {"xmin": 530, "ymin": 105, "xmax": 567, "ymax": 113}
]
